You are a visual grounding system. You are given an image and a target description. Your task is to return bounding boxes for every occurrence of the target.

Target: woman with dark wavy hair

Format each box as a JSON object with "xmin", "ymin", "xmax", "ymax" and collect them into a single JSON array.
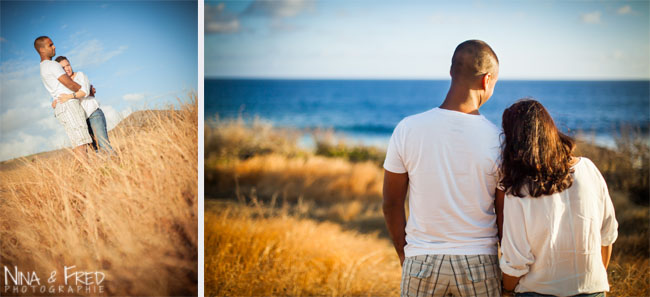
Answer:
[{"xmin": 497, "ymin": 99, "xmax": 618, "ymax": 297}]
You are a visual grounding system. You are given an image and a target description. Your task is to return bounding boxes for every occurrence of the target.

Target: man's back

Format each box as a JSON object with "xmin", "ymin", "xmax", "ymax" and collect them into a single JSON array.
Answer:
[
  {"xmin": 382, "ymin": 40, "xmax": 502, "ymax": 296},
  {"xmin": 384, "ymin": 107, "xmax": 501, "ymax": 257}
]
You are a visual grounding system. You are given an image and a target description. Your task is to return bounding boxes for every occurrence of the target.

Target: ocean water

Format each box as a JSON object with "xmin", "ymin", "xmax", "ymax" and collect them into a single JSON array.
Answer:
[{"xmin": 205, "ymin": 79, "xmax": 650, "ymax": 148}]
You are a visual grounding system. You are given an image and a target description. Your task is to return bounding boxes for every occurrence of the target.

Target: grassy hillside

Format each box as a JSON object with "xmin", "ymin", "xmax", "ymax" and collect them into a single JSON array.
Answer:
[
  {"xmin": 205, "ymin": 117, "xmax": 649, "ymax": 296},
  {"xmin": 0, "ymin": 95, "xmax": 198, "ymax": 296}
]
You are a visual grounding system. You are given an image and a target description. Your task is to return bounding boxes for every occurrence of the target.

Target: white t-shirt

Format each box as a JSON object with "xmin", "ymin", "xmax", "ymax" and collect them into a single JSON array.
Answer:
[
  {"xmin": 40, "ymin": 60, "xmax": 71, "ymax": 100},
  {"xmin": 72, "ymin": 71, "xmax": 100, "ymax": 118},
  {"xmin": 383, "ymin": 107, "xmax": 502, "ymax": 256},
  {"xmin": 500, "ymin": 157, "xmax": 618, "ymax": 296}
]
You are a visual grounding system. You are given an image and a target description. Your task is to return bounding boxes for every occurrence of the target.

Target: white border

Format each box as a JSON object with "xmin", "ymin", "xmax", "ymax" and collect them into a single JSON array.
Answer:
[{"xmin": 197, "ymin": 0, "xmax": 205, "ymax": 295}]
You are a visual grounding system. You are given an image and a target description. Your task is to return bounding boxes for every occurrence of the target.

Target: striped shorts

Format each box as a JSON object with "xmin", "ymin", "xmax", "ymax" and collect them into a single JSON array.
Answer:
[
  {"xmin": 401, "ymin": 254, "xmax": 501, "ymax": 297},
  {"xmin": 54, "ymin": 99, "xmax": 92, "ymax": 147}
]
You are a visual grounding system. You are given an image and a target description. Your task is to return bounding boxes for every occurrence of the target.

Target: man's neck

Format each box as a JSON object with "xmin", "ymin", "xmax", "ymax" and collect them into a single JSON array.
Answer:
[
  {"xmin": 439, "ymin": 83, "xmax": 482, "ymax": 115},
  {"xmin": 40, "ymin": 55, "xmax": 52, "ymax": 62}
]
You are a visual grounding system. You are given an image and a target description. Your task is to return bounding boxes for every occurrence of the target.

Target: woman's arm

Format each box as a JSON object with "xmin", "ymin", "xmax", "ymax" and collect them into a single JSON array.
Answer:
[
  {"xmin": 54, "ymin": 89, "xmax": 87, "ymax": 106},
  {"xmin": 500, "ymin": 194, "xmax": 534, "ymax": 294},
  {"xmin": 499, "ymin": 189, "xmax": 520, "ymax": 292},
  {"xmin": 601, "ymin": 245, "xmax": 612, "ymax": 269},
  {"xmin": 53, "ymin": 72, "xmax": 90, "ymax": 107},
  {"xmin": 503, "ymin": 273, "xmax": 521, "ymax": 291}
]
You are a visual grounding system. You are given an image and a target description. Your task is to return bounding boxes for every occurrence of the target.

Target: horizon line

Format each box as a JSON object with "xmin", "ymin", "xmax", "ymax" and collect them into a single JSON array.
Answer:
[{"xmin": 205, "ymin": 76, "xmax": 650, "ymax": 81}]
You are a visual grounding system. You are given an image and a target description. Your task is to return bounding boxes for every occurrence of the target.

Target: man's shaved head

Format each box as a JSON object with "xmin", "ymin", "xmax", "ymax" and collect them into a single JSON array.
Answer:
[
  {"xmin": 34, "ymin": 36, "xmax": 50, "ymax": 52},
  {"xmin": 450, "ymin": 40, "xmax": 499, "ymax": 81}
]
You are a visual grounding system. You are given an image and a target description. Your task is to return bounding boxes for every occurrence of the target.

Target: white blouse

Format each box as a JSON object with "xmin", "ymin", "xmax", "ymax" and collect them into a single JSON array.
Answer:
[
  {"xmin": 73, "ymin": 71, "xmax": 100, "ymax": 118},
  {"xmin": 500, "ymin": 157, "xmax": 618, "ymax": 296}
]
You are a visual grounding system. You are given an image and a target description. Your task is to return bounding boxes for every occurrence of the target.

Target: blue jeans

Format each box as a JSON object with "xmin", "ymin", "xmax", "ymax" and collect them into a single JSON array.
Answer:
[
  {"xmin": 86, "ymin": 108, "xmax": 114, "ymax": 154},
  {"xmin": 516, "ymin": 292, "xmax": 605, "ymax": 297}
]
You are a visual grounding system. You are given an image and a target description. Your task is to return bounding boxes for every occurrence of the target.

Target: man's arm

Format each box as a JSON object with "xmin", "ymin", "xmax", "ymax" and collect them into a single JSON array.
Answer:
[
  {"xmin": 495, "ymin": 189, "xmax": 505, "ymax": 243},
  {"xmin": 382, "ymin": 169, "xmax": 409, "ymax": 266},
  {"xmin": 57, "ymin": 74, "xmax": 81, "ymax": 92}
]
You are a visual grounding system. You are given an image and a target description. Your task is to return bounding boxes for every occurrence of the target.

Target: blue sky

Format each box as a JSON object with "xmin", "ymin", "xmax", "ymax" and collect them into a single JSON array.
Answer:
[
  {"xmin": 0, "ymin": 1, "xmax": 197, "ymax": 161},
  {"xmin": 205, "ymin": 0, "xmax": 649, "ymax": 80}
]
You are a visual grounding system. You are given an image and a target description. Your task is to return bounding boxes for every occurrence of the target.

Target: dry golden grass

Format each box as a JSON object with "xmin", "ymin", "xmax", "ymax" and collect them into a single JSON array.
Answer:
[
  {"xmin": 207, "ymin": 153, "xmax": 383, "ymax": 203},
  {"xmin": 205, "ymin": 200, "xmax": 401, "ymax": 297},
  {"xmin": 205, "ymin": 116, "xmax": 303, "ymax": 161},
  {"xmin": 206, "ymin": 118, "xmax": 649, "ymax": 296},
  {"xmin": 0, "ymin": 95, "xmax": 198, "ymax": 296},
  {"xmin": 608, "ymin": 257, "xmax": 650, "ymax": 297}
]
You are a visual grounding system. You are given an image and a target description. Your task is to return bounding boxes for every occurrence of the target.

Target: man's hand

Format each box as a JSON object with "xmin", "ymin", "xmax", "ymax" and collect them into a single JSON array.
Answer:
[
  {"xmin": 89, "ymin": 85, "xmax": 96, "ymax": 97},
  {"xmin": 383, "ymin": 170, "xmax": 409, "ymax": 266}
]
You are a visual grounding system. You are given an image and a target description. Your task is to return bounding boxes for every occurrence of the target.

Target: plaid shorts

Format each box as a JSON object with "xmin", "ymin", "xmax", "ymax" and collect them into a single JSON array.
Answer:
[
  {"xmin": 54, "ymin": 99, "xmax": 92, "ymax": 147},
  {"xmin": 401, "ymin": 254, "xmax": 502, "ymax": 297}
]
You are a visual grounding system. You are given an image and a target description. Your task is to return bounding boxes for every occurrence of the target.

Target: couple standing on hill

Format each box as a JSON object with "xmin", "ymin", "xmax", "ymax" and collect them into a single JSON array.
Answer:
[
  {"xmin": 383, "ymin": 40, "xmax": 618, "ymax": 297},
  {"xmin": 34, "ymin": 36, "xmax": 114, "ymax": 159}
]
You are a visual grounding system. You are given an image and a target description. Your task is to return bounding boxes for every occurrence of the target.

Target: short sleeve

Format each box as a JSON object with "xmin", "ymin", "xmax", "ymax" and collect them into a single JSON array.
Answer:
[
  {"xmin": 75, "ymin": 72, "xmax": 91, "ymax": 98},
  {"xmin": 500, "ymin": 196, "xmax": 535, "ymax": 277},
  {"xmin": 383, "ymin": 121, "xmax": 407, "ymax": 174},
  {"xmin": 596, "ymin": 167, "xmax": 618, "ymax": 246},
  {"xmin": 46, "ymin": 61, "xmax": 66, "ymax": 79}
]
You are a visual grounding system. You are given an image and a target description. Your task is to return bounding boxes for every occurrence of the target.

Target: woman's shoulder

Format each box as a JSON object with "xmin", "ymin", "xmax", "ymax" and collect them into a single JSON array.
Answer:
[
  {"xmin": 573, "ymin": 157, "xmax": 598, "ymax": 172},
  {"xmin": 572, "ymin": 157, "xmax": 609, "ymax": 186},
  {"xmin": 73, "ymin": 71, "xmax": 90, "ymax": 83}
]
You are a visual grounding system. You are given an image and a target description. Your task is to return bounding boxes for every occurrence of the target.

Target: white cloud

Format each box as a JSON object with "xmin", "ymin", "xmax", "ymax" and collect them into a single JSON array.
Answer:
[
  {"xmin": 0, "ymin": 107, "xmax": 48, "ymax": 136},
  {"xmin": 0, "ymin": 132, "xmax": 50, "ymax": 161},
  {"xmin": 66, "ymin": 40, "xmax": 128, "ymax": 68},
  {"xmin": 205, "ymin": 3, "xmax": 240, "ymax": 34},
  {"xmin": 430, "ymin": 13, "xmax": 447, "ymax": 24},
  {"xmin": 613, "ymin": 50, "xmax": 624, "ymax": 60},
  {"xmin": 36, "ymin": 116, "xmax": 62, "ymax": 134},
  {"xmin": 123, "ymin": 93, "xmax": 145, "ymax": 101},
  {"xmin": 101, "ymin": 105, "xmax": 132, "ymax": 131},
  {"xmin": 114, "ymin": 66, "xmax": 143, "ymax": 77},
  {"xmin": 581, "ymin": 11, "xmax": 601, "ymax": 24},
  {"xmin": 617, "ymin": 5, "xmax": 632, "ymax": 15},
  {"xmin": 206, "ymin": 19, "xmax": 240, "ymax": 34},
  {"xmin": 61, "ymin": 24, "xmax": 68, "ymax": 30},
  {"xmin": 205, "ymin": 0, "xmax": 314, "ymax": 34},
  {"xmin": 70, "ymin": 30, "xmax": 88, "ymax": 41},
  {"xmin": 244, "ymin": 0, "xmax": 313, "ymax": 18}
]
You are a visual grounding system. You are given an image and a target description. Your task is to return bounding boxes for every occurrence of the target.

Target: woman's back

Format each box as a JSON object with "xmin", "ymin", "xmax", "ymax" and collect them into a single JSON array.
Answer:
[{"xmin": 500, "ymin": 157, "xmax": 618, "ymax": 296}]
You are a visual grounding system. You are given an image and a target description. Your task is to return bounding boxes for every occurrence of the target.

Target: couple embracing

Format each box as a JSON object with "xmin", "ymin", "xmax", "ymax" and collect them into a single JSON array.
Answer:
[
  {"xmin": 383, "ymin": 40, "xmax": 618, "ymax": 297},
  {"xmin": 35, "ymin": 36, "xmax": 114, "ymax": 159}
]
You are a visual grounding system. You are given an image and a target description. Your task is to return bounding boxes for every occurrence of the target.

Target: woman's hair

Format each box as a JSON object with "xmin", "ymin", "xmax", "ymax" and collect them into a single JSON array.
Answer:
[
  {"xmin": 54, "ymin": 56, "xmax": 68, "ymax": 63},
  {"xmin": 500, "ymin": 99, "xmax": 575, "ymax": 198}
]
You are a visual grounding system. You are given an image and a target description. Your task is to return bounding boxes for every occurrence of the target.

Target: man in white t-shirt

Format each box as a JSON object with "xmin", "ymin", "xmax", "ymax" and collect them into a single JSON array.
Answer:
[
  {"xmin": 35, "ymin": 36, "xmax": 92, "ymax": 158},
  {"xmin": 383, "ymin": 40, "xmax": 502, "ymax": 297}
]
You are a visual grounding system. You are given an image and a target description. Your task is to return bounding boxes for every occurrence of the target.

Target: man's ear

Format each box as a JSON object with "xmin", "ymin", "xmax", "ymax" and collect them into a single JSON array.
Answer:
[{"xmin": 481, "ymin": 73, "xmax": 491, "ymax": 90}]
